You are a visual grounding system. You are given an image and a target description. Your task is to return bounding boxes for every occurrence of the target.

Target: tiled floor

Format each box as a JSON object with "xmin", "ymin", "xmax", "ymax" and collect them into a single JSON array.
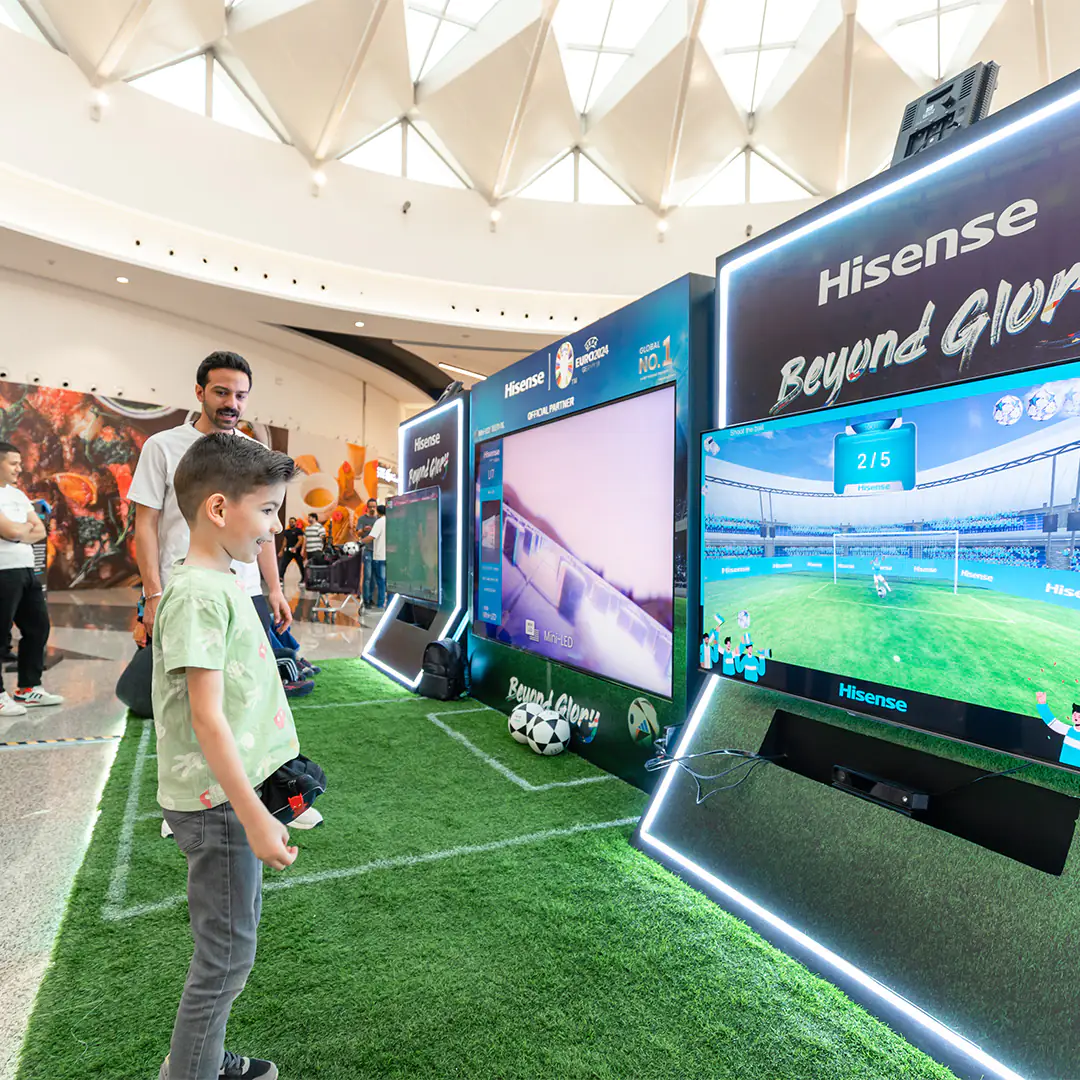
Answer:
[{"xmin": 0, "ymin": 571, "xmax": 377, "ymax": 1080}]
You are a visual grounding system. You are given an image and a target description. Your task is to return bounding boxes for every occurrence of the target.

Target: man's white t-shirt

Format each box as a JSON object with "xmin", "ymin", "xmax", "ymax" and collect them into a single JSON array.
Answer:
[
  {"xmin": 0, "ymin": 485, "xmax": 36, "ymax": 570},
  {"xmin": 127, "ymin": 423, "xmax": 262, "ymax": 595},
  {"xmin": 369, "ymin": 516, "xmax": 386, "ymax": 561}
]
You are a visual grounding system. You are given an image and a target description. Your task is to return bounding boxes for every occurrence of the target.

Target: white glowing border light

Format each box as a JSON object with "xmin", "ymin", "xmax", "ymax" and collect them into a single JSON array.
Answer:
[
  {"xmin": 362, "ymin": 396, "xmax": 466, "ymax": 688},
  {"xmin": 638, "ymin": 675, "xmax": 1025, "ymax": 1080},
  {"xmin": 716, "ymin": 80, "xmax": 1080, "ymax": 428}
]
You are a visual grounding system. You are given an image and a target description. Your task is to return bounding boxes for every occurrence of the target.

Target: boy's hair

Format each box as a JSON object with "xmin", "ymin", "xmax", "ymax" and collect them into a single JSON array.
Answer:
[
  {"xmin": 174, "ymin": 433, "xmax": 296, "ymax": 523},
  {"xmin": 0, "ymin": 441, "xmax": 18, "ymax": 457},
  {"xmin": 196, "ymin": 350, "xmax": 252, "ymax": 390},
  {"xmin": 377, "ymin": 504, "xmax": 386, "ymax": 515}
]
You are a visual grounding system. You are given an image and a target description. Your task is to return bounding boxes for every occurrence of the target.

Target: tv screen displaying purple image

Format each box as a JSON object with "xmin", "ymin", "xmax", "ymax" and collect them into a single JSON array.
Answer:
[{"xmin": 474, "ymin": 384, "xmax": 675, "ymax": 697}]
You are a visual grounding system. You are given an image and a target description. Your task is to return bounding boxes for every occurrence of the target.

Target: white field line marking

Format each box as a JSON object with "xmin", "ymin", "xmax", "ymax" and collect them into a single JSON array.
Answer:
[
  {"xmin": 104, "ymin": 817, "xmax": 640, "ymax": 922},
  {"xmin": 263, "ymin": 817, "xmax": 640, "ymax": 893},
  {"xmin": 426, "ymin": 711, "xmax": 616, "ymax": 792},
  {"xmin": 966, "ymin": 594, "xmax": 1015, "ymax": 624},
  {"xmin": 102, "ymin": 720, "xmax": 153, "ymax": 922}
]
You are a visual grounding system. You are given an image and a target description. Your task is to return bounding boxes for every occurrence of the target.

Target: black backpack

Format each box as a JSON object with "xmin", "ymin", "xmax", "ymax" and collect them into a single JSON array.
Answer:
[{"xmin": 419, "ymin": 639, "xmax": 469, "ymax": 700}]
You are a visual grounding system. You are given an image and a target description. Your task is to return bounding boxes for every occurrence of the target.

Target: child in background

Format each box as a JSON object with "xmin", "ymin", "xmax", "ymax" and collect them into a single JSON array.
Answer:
[{"xmin": 153, "ymin": 434, "xmax": 301, "ymax": 1080}]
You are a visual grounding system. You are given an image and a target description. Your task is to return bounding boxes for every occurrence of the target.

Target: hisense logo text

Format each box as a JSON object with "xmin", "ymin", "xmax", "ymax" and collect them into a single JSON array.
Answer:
[
  {"xmin": 818, "ymin": 199, "xmax": 1038, "ymax": 307},
  {"xmin": 414, "ymin": 433, "xmax": 440, "ymax": 451},
  {"xmin": 505, "ymin": 371, "xmax": 545, "ymax": 398},
  {"xmin": 1047, "ymin": 583, "xmax": 1080, "ymax": 598},
  {"xmin": 838, "ymin": 682, "xmax": 908, "ymax": 713}
]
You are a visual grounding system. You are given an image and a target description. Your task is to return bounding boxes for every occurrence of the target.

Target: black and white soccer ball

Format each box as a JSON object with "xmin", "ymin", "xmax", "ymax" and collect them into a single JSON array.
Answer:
[
  {"xmin": 509, "ymin": 701, "xmax": 545, "ymax": 744},
  {"xmin": 341, "ymin": 541, "xmax": 360, "ymax": 556},
  {"xmin": 526, "ymin": 709, "xmax": 572, "ymax": 756}
]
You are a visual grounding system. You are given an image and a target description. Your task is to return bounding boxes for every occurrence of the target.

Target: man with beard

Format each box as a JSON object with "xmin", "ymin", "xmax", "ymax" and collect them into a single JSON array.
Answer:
[{"xmin": 129, "ymin": 352, "xmax": 321, "ymax": 834}]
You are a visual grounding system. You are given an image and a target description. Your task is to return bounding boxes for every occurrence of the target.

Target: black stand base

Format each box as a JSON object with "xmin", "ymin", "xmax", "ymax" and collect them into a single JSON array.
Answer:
[{"xmin": 759, "ymin": 709, "xmax": 1079, "ymax": 875}]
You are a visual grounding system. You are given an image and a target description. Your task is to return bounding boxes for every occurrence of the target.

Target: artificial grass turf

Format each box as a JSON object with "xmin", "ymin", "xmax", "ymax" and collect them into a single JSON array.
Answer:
[
  {"xmin": 17, "ymin": 660, "xmax": 956, "ymax": 1080},
  {"xmin": 703, "ymin": 571, "xmax": 1080, "ymax": 722}
]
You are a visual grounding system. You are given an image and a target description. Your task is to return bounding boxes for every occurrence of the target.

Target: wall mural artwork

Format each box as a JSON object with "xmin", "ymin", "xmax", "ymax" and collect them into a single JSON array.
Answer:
[
  {"xmin": 294, "ymin": 443, "xmax": 379, "ymax": 546},
  {"xmin": 0, "ymin": 381, "xmax": 287, "ymax": 590}
]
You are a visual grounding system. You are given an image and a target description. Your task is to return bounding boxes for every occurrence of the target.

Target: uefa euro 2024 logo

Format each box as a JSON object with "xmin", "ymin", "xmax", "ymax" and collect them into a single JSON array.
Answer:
[{"xmin": 555, "ymin": 341, "xmax": 575, "ymax": 389}]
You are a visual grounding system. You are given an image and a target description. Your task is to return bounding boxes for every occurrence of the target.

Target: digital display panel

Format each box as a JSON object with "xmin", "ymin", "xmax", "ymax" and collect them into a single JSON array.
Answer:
[
  {"xmin": 474, "ymin": 385, "xmax": 676, "ymax": 697},
  {"xmin": 386, "ymin": 486, "xmax": 440, "ymax": 605},
  {"xmin": 702, "ymin": 359, "xmax": 1080, "ymax": 772}
]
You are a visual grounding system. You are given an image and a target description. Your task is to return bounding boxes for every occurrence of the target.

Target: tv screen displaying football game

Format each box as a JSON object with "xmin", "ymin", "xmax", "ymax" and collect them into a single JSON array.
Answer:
[
  {"xmin": 386, "ymin": 487, "xmax": 440, "ymax": 605},
  {"xmin": 475, "ymin": 385, "xmax": 675, "ymax": 697},
  {"xmin": 702, "ymin": 359, "xmax": 1080, "ymax": 772}
]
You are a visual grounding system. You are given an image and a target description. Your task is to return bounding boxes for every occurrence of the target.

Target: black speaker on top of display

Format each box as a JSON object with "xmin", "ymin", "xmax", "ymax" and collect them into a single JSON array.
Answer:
[
  {"xmin": 1044, "ymin": 514, "xmax": 1059, "ymax": 533},
  {"xmin": 759, "ymin": 524, "xmax": 768, "ymax": 538},
  {"xmin": 1067, "ymin": 511, "xmax": 1080, "ymax": 532},
  {"xmin": 768, "ymin": 526, "xmax": 777, "ymax": 538}
]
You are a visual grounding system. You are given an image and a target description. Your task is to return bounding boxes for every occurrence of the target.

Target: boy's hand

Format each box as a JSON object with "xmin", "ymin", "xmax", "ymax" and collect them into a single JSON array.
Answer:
[{"xmin": 247, "ymin": 809, "xmax": 298, "ymax": 870}]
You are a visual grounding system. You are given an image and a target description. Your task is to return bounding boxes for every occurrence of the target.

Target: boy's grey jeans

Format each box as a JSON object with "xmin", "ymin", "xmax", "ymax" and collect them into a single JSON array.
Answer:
[{"xmin": 162, "ymin": 803, "xmax": 262, "ymax": 1080}]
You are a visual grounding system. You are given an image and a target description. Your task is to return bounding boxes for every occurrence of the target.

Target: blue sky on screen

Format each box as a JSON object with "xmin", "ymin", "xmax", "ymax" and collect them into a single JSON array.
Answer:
[{"xmin": 721, "ymin": 379, "xmax": 1080, "ymax": 483}]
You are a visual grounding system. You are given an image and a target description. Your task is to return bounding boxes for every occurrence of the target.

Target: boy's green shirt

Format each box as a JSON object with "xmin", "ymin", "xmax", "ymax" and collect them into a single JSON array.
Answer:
[{"xmin": 152, "ymin": 563, "xmax": 299, "ymax": 812}]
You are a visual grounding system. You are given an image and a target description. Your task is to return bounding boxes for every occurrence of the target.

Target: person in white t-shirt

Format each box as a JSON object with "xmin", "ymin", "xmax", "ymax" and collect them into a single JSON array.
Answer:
[
  {"xmin": 361, "ymin": 504, "xmax": 387, "ymax": 608},
  {"xmin": 0, "ymin": 442, "xmax": 63, "ymax": 716},
  {"xmin": 128, "ymin": 352, "xmax": 292, "ymax": 639}
]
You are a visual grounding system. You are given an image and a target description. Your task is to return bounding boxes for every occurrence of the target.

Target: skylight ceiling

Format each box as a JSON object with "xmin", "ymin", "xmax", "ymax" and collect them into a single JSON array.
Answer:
[
  {"xmin": 406, "ymin": 0, "xmax": 500, "ymax": 82},
  {"xmin": 552, "ymin": 0, "xmax": 667, "ymax": 113},
  {"xmin": 3, "ymin": 0, "xmax": 1065, "ymax": 214}
]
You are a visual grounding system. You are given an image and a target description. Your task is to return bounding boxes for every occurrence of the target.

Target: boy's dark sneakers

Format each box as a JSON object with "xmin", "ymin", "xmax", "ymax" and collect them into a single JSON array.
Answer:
[
  {"xmin": 159, "ymin": 1052, "xmax": 278, "ymax": 1079},
  {"xmin": 220, "ymin": 1051, "xmax": 278, "ymax": 1078}
]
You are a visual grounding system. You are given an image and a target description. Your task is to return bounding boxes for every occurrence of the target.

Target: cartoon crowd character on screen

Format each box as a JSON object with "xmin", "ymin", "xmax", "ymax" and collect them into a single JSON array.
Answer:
[
  {"xmin": 708, "ymin": 627, "xmax": 721, "ymax": 667},
  {"xmin": 700, "ymin": 633, "xmax": 713, "ymax": 670},
  {"xmin": 736, "ymin": 644, "xmax": 767, "ymax": 683},
  {"xmin": 1035, "ymin": 692, "xmax": 1080, "ymax": 767},
  {"xmin": 721, "ymin": 637, "xmax": 737, "ymax": 675}
]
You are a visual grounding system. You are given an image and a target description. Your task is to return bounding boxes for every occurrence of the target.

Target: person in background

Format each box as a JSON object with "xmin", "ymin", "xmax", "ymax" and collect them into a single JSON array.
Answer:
[
  {"xmin": 303, "ymin": 512, "xmax": 326, "ymax": 560},
  {"xmin": 153, "ymin": 433, "xmax": 300, "ymax": 1080},
  {"xmin": 356, "ymin": 497, "xmax": 378, "ymax": 606},
  {"xmin": 0, "ymin": 443, "xmax": 63, "ymax": 715},
  {"xmin": 277, "ymin": 516, "xmax": 305, "ymax": 584},
  {"xmin": 361, "ymin": 504, "xmax": 387, "ymax": 609}
]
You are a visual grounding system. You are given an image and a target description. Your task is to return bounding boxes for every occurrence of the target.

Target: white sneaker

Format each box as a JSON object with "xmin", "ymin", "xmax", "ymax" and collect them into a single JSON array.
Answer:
[
  {"xmin": 0, "ymin": 691, "xmax": 26, "ymax": 716},
  {"xmin": 161, "ymin": 818, "xmax": 174, "ymax": 840},
  {"xmin": 14, "ymin": 686, "xmax": 64, "ymax": 708},
  {"xmin": 290, "ymin": 807, "xmax": 323, "ymax": 829}
]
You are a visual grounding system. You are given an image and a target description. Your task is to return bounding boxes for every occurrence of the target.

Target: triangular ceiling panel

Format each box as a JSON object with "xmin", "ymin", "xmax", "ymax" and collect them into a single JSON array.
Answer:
[
  {"xmin": 752, "ymin": 21, "xmax": 848, "ymax": 197},
  {"xmin": 112, "ymin": 0, "xmax": 224, "ymax": 81},
  {"xmin": 971, "ymin": 0, "xmax": 1040, "ymax": 112},
  {"xmin": 418, "ymin": 8, "xmax": 578, "ymax": 201},
  {"xmin": 225, "ymin": 0, "xmax": 412, "ymax": 160}
]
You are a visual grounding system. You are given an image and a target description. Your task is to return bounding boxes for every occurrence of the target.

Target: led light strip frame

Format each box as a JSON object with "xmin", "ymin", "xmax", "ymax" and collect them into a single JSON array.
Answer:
[
  {"xmin": 637, "ymin": 675, "xmax": 1026, "ymax": 1080},
  {"xmin": 715, "ymin": 79, "xmax": 1080, "ymax": 429},
  {"xmin": 362, "ymin": 396, "xmax": 467, "ymax": 689}
]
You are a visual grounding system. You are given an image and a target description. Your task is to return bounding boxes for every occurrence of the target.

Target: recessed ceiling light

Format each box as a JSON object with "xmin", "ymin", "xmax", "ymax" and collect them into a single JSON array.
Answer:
[
  {"xmin": 438, "ymin": 362, "xmax": 486, "ymax": 381},
  {"xmin": 115, "ymin": 276, "xmax": 129, "ymax": 284},
  {"xmin": 354, "ymin": 321, "xmax": 365, "ymax": 328}
]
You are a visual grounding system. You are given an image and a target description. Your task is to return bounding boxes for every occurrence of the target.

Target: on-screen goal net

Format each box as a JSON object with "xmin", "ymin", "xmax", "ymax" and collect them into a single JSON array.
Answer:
[{"xmin": 831, "ymin": 530, "xmax": 959, "ymax": 593}]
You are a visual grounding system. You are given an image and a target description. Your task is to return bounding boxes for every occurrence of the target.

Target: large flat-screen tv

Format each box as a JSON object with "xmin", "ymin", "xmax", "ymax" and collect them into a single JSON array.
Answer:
[
  {"xmin": 474, "ymin": 384, "xmax": 675, "ymax": 698},
  {"xmin": 386, "ymin": 487, "xmax": 440, "ymax": 605},
  {"xmin": 702, "ymin": 358, "xmax": 1080, "ymax": 773}
]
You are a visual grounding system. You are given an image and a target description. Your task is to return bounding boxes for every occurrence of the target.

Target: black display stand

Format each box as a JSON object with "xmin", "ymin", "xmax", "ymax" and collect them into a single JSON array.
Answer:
[{"xmin": 759, "ymin": 709, "xmax": 1079, "ymax": 875}]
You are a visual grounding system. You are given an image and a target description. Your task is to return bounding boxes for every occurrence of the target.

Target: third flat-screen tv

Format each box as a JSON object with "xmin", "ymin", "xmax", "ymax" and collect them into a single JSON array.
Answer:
[
  {"xmin": 475, "ymin": 384, "xmax": 675, "ymax": 698},
  {"xmin": 701, "ymin": 357, "xmax": 1080, "ymax": 773},
  {"xmin": 386, "ymin": 486, "xmax": 440, "ymax": 605}
]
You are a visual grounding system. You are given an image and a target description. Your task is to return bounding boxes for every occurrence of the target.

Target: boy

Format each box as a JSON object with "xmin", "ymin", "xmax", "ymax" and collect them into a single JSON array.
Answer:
[{"xmin": 154, "ymin": 434, "xmax": 301, "ymax": 1080}]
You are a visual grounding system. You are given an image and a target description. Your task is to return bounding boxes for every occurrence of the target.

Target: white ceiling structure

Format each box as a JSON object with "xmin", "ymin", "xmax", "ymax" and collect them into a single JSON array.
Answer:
[{"xmin": 1, "ymin": 0, "xmax": 1077, "ymax": 218}]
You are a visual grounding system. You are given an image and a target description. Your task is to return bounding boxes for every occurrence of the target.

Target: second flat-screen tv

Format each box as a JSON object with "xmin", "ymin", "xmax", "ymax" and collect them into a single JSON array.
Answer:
[
  {"xmin": 386, "ymin": 487, "xmax": 440, "ymax": 605},
  {"xmin": 701, "ymin": 357, "xmax": 1080, "ymax": 773},
  {"xmin": 474, "ymin": 384, "xmax": 675, "ymax": 698}
]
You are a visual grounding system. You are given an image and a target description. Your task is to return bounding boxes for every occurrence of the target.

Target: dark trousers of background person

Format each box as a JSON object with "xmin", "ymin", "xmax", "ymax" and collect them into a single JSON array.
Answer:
[
  {"xmin": 362, "ymin": 548, "xmax": 374, "ymax": 606},
  {"xmin": 372, "ymin": 559, "xmax": 386, "ymax": 608},
  {"xmin": 0, "ymin": 567, "xmax": 49, "ymax": 690},
  {"xmin": 278, "ymin": 549, "xmax": 304, "ymax": 582}
]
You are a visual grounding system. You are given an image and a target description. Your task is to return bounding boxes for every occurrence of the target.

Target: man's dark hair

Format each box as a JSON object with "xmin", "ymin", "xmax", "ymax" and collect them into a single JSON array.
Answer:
[
  {"xmin": 174, "ymin": 433, "xmax": 295, "ymax": 524},
  {"xmin": 367, "ymin": 498, "xmax": 377, "ymax": 507},
  {"xmin": 308, "ymin": 512, "xmax": 318, "ymax": 522},
  {"xmin": 197, "ymin": 350, "xmax": 252, "ymax": 390},
  {"xmin": 377, "ymin": 504, "xmax": 386, "ymax": 516},
  {"xmin": 0, "ymin": 441, "xmax": 18, "ymax": 458}
]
